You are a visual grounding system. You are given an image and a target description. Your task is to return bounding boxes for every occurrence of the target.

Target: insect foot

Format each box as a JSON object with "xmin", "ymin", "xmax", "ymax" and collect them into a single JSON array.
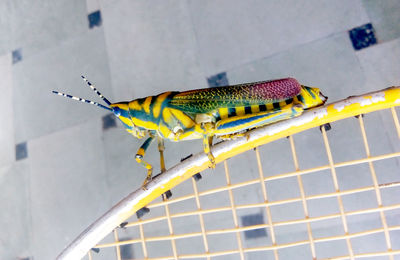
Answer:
[{"xmin": 207, "ymin": 152, "xmax": 216, "ymax": 168}]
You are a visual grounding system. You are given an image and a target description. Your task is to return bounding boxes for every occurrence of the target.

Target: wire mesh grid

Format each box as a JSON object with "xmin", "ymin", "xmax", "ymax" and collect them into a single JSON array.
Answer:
[{"xmin": 83, "ymin": 104, "xmax": 400, "ymax": 260}]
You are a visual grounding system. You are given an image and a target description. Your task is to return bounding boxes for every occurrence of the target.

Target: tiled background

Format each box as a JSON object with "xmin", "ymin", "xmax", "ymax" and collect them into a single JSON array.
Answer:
[{"xmin": 1, "ymin": 0, "xmax": 400, "ymax": 259}]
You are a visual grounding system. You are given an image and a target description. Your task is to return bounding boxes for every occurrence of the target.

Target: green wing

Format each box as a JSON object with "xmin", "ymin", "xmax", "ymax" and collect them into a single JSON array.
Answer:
[{"xmin": 168, "ymin": 78, "xmax": 302, "ymax": 113}]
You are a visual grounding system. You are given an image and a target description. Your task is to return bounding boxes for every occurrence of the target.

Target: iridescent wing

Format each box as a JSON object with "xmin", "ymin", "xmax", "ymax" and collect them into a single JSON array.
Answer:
[{"xmin": 168, "ymin": 78, "xmax": 302, "ymax": 113}]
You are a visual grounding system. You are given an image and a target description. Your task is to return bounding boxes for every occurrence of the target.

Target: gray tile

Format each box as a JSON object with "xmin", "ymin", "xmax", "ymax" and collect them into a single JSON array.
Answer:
[
  {"xmin": 347, "ymin": 212, "xmax": 382, "ymax": 234},
  {"xmin": 145, "ymin": 240, "xmax": 173, "ymax": 259},
  {"xmin": 270, "ymin": 202, "xmax": 305, "ymax": 223},
  {"xmin": 207, "ymin": 233, "xmax": 238, "ymax": 256},
  {"xmin": 28, "ymin": 119, "xmax": 112, "ymax": 259},
  {"xmin": 0, "ymin": 53, "xmax": 15, "ymax": 167},
  {"xmin": 362, "ymin": 0, "xmax": 400, "ymax": 43},
  {"xmin": 100, "ymin": 0, "xmax": 206, "ymax": 101},
  {"xmin": 10, "ymin": 0, "xmax": 88, "ymax": 58},
  {"xmin": 278, "ymin": 244, "xmax": 313, "ymax": 260},
  {"xmin": 307, "ymin": 197, "xmax": 340, "ymax": 218},
  {"xmin": 315, "ymin": 239, "xmax": 348, "ymax": 259},
  {"xmin": 233, "ymin": 184, "xmax": 264, "ymax": 205},
  {"xmin": 102, "ymin": 123, "xmax": 204, "ymax": 205},
  {"xmin": 274, "ymin": 223, "xmax": 308, "ymax": 245},
  {"xmin": 247, "ymin": 251, "xmax": 275, "ymax": 260},
  {"xmin": 352, "ymin": 232, "xmax": 388, "ymax": 255},
  {"xmin": 175, "ymin": 236, "xmax": 206, "ymax": 256},
  {"xmin": 265, "ymin": 176, "xmax": 300, "ymax": 202},
  {"xmin": 342, "ymin": 190, "xmax": 378, "ymax": 212},
  {"xmin": 357, "ymin": 38, "xmax": 400, "ymax": 92},
  {"xmin": 291, "ymin": 128, "xmax": 330, "ymax": 170},
  {"xmin": 226, "ymin": 149, "xmax": 259, "ymax": 184},
  {"xmin": 310, "ymin": 217, "xmax": 345, "ymax": 239},
  {"xmin": 188, "ymin": 0, "xmax": 369, "ymax": 75},
  {"xmin": 258, "ymin": 138, "xmax": 295, "ymax": 177},
  {"xmin": 0, "ymin": 162, "xmax": 32, "ymax": 260},
  {"xmin": 302, "ymin": 170, "xmax": 335, "ymax": 197},
  {"xmin": 13, "ymin": 28, "xmax": 112, "ymax": 143},
  {"xmin": 356, "ymin": 38, "xmax": 400, "ymax": 180},
  {"xmin": 0, "ymin": 1, "xmax": 12, "ymax": 56},
  {"xmin": 86, "ymin": 0, "xmax": 100, "ymax": 14},
  {"xmin": 228, "ymin": 32, "xmax": 365, "ymax": 100}
]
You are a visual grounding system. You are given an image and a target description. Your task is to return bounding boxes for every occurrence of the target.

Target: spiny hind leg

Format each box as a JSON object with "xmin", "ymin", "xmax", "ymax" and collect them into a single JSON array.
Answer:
[
  {"xmin": 215, "ymin": 103, "xmax": 304, "ymax": 137},
  {"xmin": 135, "ymin": 136, "xmax": 155, "ymax": 189}
]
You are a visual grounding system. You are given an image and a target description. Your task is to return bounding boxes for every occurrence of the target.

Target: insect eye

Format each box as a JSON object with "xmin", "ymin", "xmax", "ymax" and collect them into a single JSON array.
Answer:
[{"xmin": 113, "ymin": 107, "xmax": 121, "ymax": 117}]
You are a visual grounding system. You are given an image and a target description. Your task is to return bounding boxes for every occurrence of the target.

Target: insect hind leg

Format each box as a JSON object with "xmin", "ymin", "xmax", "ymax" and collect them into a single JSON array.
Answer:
[{"xmin": 215, "ymin": 103, "xmax": 304, "ymax": 137}]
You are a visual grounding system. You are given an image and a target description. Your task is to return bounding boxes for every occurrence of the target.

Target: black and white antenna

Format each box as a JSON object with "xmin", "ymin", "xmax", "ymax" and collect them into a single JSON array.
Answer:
[
  {"xmin": 52, "ymin": 76, "xmax": 113, "ymax": 111},
  {"xmin": 80, "ymin": 75, "xmax": 112, "ymax": 106}
]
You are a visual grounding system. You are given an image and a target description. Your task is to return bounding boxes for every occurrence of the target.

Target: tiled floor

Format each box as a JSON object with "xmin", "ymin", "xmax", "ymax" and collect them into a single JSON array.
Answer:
[{"xmin": 1, "ymin": 1, "xmax": 400, "ymax": 259}]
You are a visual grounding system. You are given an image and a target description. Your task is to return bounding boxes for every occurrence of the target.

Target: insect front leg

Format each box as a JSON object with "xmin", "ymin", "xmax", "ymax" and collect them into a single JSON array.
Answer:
[{"xmin": 135, "ymin": 135, "xmax": 155, "ymax": 188}]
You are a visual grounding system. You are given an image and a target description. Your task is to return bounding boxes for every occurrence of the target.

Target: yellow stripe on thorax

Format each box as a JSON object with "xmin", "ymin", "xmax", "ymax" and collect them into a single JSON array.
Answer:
[
  {"xmin": 131, "ymin": 117, "xmax": 158, "ymax": 130},
  {"xmin": 153, "ymin": 92, "xmax": 171, "ymax": 118},
  {"xmin": 119, "ymin": 116, "xmax": 134, "ymax": 127},
  {"xmin": 162, "ymin": 108, "xmax": 173, "ymax": 124},
  {"xmin": 129, "ymin": 100, "xmax": 141, "ymax": 111},
  {"xmin": 143, "ymin": 96, "xmax": 152, "ymax": 114}
]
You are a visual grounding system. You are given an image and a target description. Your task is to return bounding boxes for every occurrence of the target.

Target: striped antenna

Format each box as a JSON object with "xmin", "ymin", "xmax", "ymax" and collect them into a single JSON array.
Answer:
[
  {"xmin": 52, "ymin": 90, "xmax": 112, "ymax": 111},
  {"xmin": 81, "ymin": 75, "xmax": 112, "ymax": 106}
]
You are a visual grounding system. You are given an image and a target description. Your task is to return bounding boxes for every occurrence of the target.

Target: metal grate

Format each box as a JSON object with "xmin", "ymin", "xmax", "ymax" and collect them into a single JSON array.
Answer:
[{"xmin": 58, "ymin": 87, "xmax": 400, "ymax": 259}]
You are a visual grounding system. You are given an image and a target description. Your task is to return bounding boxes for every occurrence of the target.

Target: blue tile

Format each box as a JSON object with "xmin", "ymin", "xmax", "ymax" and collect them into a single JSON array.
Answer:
[
  {"xmin": 102, "ymin": 113, "xmax": 116, "ymax": 130},
  {"xmin": 88, "ymin": 10, "xmax": 102, "ymax": 29},
  {"xmin": 120, "ymin": 238, "xmax": 134, "ymax": 259},
  {"xmin": 241, "ymin": 213, "xmax": 267, "ymax": 239},
  {"xmin": 207, "ymin": 72, "xmax": 229, "ymax": 87},
  {"xmin": 16, "ymin": 142, "xmax": 28, "ymax": 160},
  {"xmin": 349, "ymin": 23, "xmax": 377, "ymax": 50},
  {"xmin": 12, "ymin": 49, "xmax": 23, "ymax": 64}
]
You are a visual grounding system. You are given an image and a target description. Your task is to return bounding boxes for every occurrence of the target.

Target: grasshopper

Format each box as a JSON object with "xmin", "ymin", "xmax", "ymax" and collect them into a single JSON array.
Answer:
[{"xmin": 53, "ymin": 77, "xmax": 327, "ymax": 187}]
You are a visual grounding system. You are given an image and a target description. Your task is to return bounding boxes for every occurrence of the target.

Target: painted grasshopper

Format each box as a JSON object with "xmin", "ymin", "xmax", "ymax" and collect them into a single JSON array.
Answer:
[{"xmin": 53, "ymin": 77, "xmax": 327, "ymax": 187}]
